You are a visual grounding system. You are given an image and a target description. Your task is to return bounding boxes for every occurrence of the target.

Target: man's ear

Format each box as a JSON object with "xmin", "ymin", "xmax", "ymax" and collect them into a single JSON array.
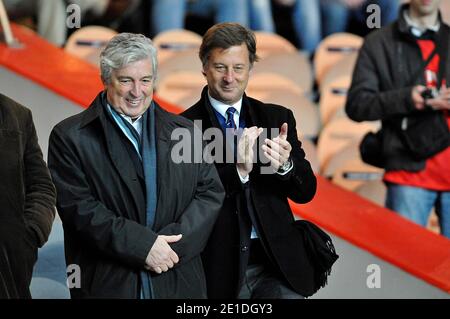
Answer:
[
  {"xmin": 101, "ymin": 77, "xmax": 107, "ymax": 88},
  {"xmin": 201, "ymin": 62, "xmax": 208, "ymax": 77}
]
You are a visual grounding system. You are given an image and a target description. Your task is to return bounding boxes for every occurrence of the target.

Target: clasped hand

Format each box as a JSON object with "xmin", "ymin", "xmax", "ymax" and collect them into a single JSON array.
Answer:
[{"xmin": 145, "ymin": 234, "xmax": 182, "ymax": 274}]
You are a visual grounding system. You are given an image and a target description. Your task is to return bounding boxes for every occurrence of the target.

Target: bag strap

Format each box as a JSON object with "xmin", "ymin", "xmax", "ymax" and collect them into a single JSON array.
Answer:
[
  {"xmin": 436, "ymin": 27, "xmax": 449, "ymax": 87},
  {"xmin": 407, "ymin": 27, "xmax": 449, "ymax": 87},
  {"xmin": 400, "ymin": 44, "xmax": 438, "ymax": 132},
  {"xmin": 407, "ymin": 46, "xmax": 438, "ymax": 86}
]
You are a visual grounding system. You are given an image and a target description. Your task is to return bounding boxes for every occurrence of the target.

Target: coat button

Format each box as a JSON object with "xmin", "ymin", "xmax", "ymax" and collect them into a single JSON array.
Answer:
[{"xmin": 241, "ymin": 246, "xmax": 248, "ymax": 252}]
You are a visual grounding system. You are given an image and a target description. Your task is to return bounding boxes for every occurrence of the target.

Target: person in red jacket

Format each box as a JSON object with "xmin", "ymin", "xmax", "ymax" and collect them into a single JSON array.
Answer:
[{"xmin": 346, "ymin": 0, "xmax": 450, "ymax": 238}]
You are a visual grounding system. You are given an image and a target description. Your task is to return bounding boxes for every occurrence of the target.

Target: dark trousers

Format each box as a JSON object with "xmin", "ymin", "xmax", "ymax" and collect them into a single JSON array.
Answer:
[{"xmin": 238, "ymin": 239, "xmax": 304, "ymax": 299}]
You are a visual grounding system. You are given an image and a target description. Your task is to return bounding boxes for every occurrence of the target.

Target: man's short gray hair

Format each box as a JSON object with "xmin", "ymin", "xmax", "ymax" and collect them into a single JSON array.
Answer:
[{"xmin": 100, "ymin": 33, "xmax": 158, "ymax": 84}]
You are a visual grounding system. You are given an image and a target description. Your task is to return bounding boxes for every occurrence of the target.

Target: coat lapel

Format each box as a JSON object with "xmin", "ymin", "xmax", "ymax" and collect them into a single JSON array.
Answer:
[
  {"xmin": 86, "ymin": 97, "xmax": 146, "ymax": 224},
  {"xmin": 105, "ymin": 122, "xmax": 146, "ymax": 223},
  {"xmin": 202, "ymin": 94, "xmax": 222, "ymax": 130},
  {"xmin": 153, "ymin": 105, "xmax": 172, "ymax": 229},
  {"xmin": 242, "ymin": 94, "xmax": 259, "ymax": 128}
]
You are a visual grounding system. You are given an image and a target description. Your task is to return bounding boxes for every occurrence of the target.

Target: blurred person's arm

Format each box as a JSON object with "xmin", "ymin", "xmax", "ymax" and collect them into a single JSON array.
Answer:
[
  {"xmin": 320, "ymin": 0, "xmax": 365, "ymax": 9},
  {"xmin": 69, "ymin": 0, "xmax": 109, "ymax": 16},
  {"xmin": 340, "ymin": 0, "xmax": 365, "ymax": 9},
  {"xmin": 273, "ymin": 0, "xmax": 296, "ymax": 6},
  {"xmin": 345, "ymin": 37, "xmax": 419, "ymax": 122},
  {"xmin": 36, "ymin": 0, "xmax": 66, "ymax": 46},
  {"xmin": 22, "ymin": 108, "xmax": 56, "ymax": 248}
]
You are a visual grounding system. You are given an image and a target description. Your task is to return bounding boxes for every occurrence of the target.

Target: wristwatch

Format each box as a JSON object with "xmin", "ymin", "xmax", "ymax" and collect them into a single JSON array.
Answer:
[{"xmin": 277, "ymin": 159, "xmax": 292, "ymax": 174}]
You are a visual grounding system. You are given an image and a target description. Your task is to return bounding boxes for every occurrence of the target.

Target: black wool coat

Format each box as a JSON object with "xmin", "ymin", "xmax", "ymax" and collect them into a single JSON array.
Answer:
[
  {"xmin": 182, "ymin": 87, "xmax": 318, "ymax": 298},
  {"xmin": 0, "ymin": 93, "xmax": 56, "ymax": 298},
  {"xmin": 48, "ymin": 93, "xmax": 224, "ymax": 298}
]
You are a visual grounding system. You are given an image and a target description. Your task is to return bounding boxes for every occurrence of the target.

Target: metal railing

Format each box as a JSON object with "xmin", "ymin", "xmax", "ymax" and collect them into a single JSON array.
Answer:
[{"xmin": 0, "ymin": 0, "xmax": 18, "ymax": 46}]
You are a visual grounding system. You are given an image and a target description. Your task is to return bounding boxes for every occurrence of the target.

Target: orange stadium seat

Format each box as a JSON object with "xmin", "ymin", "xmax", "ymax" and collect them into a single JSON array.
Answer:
[
  {"xmin": 331, "ymin": 158, "xmax": 384, "ymax": 191},
  {"xmin": 319, "ymin": 75, "xmax": 352, "ymax": 125},
  {"xmin": 317, "ymin": 117, "xmax": 380, "ymax": 170},
  {"xmin": 321, "ymin": 141, "xmax": 361, "ymax": 178},
  {"xmin": 152, "ymin": 29, "xmax": 202, "ymax": 66},
  {"xmin": 261, "ymin": 91, "xmax": 321, "ymax": 140},
  {"xmin": 314, "ymin": 32, "xmax": 363, "ymax": 86},
  {"xmin": 65, "ymin": 26, "xmax": 117, "ymax": 66},
  {"xmin": 156, "ymin": 50, "xmax": 202, "ymax": 89},
  {"xmin": 319, "ymin": 52, "xmax": 358, "ymax": 92},
  {"xmin": 254, "ymin": 31, "xmax": 297, "ymax": 59},
  {"xmin": 326, "ymin": 106, "xmax": 349, "ymax": 124},
  {"xmin": 252, "ymin": 51, "xmax": 313, "ymax": 93},
  {"xmin": 299, "ymin": 137, "xmax": 320, "ymax": 173},
  {"xmin": 247, "ymin": 72, "xmax": 303, "ymax": 97},
  {"xmin": 156, "ymin": 70, "xmax": 205, "ymax": 111}
]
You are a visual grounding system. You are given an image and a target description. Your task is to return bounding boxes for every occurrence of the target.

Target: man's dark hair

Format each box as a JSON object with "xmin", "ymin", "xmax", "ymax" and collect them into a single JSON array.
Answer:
[{"xmin": 199, "ymin": 23, "xmax": 259, "ymax": 67}]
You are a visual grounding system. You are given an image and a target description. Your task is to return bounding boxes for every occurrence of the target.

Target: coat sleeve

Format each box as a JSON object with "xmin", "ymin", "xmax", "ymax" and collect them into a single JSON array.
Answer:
[
  {"xmin": 48, "ymin": 124, "xmax": 157, "ymax": 268},
  {"xmin": 23, "ymin": 109, "xmax": 56, "ymax": 248},
  {"xmin": 157, "ymin": 135, "xmax": 225, "ymax": 264},
  {"xmin": 345, "ymin": 36, "xmax": 417, "ymax": 122},
  {"xmin": 271, "ymin": 109, "xmax": 317, "ymax": 204}
]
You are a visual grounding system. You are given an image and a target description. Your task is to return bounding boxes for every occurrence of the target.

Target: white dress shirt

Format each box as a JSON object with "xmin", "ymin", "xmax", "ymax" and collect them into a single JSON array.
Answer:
[
  {"xmin": 207, "ymin": 93, "xmax": 250, "ymax": 183},
  {"xmin": 207, "ymin": 92, "xmax": 293, "ymax": 183}
]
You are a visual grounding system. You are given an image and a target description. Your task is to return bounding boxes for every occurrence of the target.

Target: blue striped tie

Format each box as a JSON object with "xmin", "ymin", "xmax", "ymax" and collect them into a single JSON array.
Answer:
[{"xmin": 225, "ymin": 107, "xmax": 237, "ymax": 130}]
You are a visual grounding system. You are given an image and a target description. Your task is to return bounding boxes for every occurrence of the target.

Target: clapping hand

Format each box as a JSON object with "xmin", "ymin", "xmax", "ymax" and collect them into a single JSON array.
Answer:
[{"xmin": 261, "ymin": 123, "xmax": 292, "ymax": 172}]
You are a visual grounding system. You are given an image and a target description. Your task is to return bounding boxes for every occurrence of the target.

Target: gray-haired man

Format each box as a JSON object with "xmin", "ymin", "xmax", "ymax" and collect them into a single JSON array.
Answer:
[{"xmin": 48, "ymin": 33, "xmax": 224, "ymax": 298}]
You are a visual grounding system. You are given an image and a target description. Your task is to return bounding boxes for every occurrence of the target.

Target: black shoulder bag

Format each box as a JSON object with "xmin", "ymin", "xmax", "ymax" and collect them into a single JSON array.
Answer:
[
  {"xmin": 360, "ymin": 129, "xmax": 385, "ymax": 168},
  {"xmin": 294, "ymin": 220, "xmax": 339, "ymax": 293}
]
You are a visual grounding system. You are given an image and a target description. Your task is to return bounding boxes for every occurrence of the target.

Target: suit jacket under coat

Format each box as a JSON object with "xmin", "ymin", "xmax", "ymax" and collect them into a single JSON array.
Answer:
[
  {"xmin": 48, "ymin": 92, "xmax": 224, "ymax": 298},
  {"xmin": 182, "ymin": 87, "xmax": 318, "ymax": 298},
  {"xmin": 0, "ymin": 93, "xmax": 56, "ymax": 298}
]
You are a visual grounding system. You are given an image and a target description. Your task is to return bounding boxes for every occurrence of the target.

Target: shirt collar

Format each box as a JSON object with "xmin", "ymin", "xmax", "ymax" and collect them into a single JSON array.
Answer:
[
  {"xmin": 404, "ymin": 9, "xmax": 440, "ymax": 37},
  {"xmin": 107, "ymin": 103, "xmax": 143, "ymax": 135},
  {"xmin": 207, "ymin": 91, "xmax": 242, "ymax": 119}
]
